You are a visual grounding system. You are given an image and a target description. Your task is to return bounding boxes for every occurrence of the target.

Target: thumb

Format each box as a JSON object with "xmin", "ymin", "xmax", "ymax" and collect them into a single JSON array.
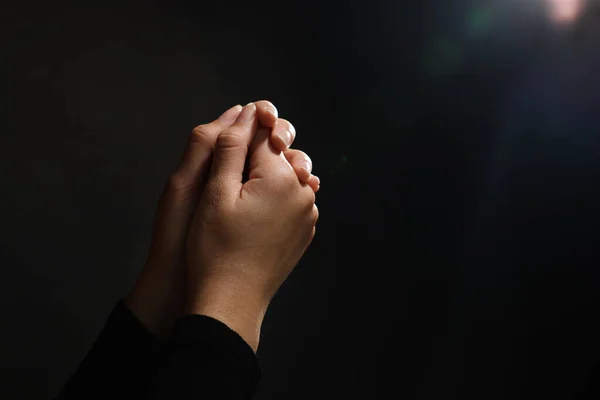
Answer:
[
  {"xmin": 247, "ymin": 122, "xmax": 284, "ymax": 181},
  {"xmin": 208, "ymin": 103, "xmax": 258, "ymax": 196}
]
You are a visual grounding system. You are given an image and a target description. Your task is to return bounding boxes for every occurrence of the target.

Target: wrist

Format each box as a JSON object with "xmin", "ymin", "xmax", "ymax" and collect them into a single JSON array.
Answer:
[
  {"xmin": 185, "ymin": 280, "xmax": 269, "ymax": 353},
  {"xmin": 125, "ymin": 261, "xmax": 186, "ymax": 339}
]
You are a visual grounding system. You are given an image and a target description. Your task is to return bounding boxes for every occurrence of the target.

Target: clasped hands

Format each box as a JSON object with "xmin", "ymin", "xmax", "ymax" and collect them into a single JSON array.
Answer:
[{"xmin": 125, "ymin": 101, "xmax": 319, "ymax": 352}]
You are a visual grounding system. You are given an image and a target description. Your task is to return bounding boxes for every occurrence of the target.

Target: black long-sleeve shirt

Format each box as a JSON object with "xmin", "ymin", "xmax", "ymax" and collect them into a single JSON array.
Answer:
[{"xmin": 54, "ymin": 299, "xmax": 262, "ymax": 399}]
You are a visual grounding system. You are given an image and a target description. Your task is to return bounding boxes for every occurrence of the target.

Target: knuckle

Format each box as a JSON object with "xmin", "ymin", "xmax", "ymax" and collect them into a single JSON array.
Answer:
[
  {"xmin": 191, "ymin": 124, "xmax": 216, "ymax": 144},
  {"xmin": 215, "ymin": 130, "xmax": 243, "ymax": 149}
]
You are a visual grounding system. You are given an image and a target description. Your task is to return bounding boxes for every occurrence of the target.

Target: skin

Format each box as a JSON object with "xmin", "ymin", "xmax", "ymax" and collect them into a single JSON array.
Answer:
[
  {"xmin": 184, "ymin": 103, "xmax": 319, "ymax": 353},
  {"xmin": 125, "ymin": 100, "xmax": 319, "ymax": 340}
]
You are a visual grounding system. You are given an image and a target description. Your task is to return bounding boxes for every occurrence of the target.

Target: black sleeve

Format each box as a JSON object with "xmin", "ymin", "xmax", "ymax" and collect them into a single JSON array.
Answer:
[
  {"xmin": 147, "ymin": 314, "xmax": 262, "ymax": 400},
  {"xmin": 54, "ymin": 299, "xmax": 165, "ymax": 400}
]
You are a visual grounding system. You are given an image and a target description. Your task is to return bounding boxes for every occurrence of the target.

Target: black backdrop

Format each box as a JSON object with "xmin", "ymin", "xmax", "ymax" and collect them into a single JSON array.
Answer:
[{"xmin": 3, "ymin": 0, "xmax": 600, "ymax": 398}]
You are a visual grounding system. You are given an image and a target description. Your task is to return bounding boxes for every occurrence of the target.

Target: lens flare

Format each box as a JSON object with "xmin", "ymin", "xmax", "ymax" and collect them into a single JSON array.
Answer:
[{"xmin": 547, "ymin": 0, "xmax": 585, "ymax": 24}]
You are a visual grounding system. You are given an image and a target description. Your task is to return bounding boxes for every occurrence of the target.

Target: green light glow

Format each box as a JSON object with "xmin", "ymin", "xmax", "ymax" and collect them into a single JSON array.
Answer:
[{"xmin": 467, "ymin": 8, "xmax": 492, "ymax": 35}]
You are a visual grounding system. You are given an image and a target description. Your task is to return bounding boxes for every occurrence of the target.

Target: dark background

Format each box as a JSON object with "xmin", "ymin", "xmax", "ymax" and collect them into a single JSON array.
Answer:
[{"xmin": 3, "ymin": 0, "xmax": 600, "ymax": 398}]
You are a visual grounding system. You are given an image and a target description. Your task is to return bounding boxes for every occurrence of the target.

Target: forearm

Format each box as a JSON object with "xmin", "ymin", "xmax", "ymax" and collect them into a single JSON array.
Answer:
[
  {"xmin": 55, "ymin": 300, "xmax": 164, "ymax": 399},
  {"xmin": 147, "ymin": 311, "xmax": 263, "ymax": 399}
]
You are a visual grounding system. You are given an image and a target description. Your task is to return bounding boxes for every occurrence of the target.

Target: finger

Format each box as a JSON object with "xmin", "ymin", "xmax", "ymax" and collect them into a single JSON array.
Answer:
[
  {"xmin": 307, "ymin": 175, "xmax": 320, "ymax": 193},
  {"xmin": 283, "ymin": 148, "xmax": 312, "ymax": 181},
  {"xmin": 247, "ymin": 123, "xmax": 288, "ymax": 181},
  {"xmin": 175, "ymin": 104, "xmax": 243, "ymax": 189},
  {"xmin": 254, "ymin": 100, "xmax": 278, "ymax": 128},
  {"xmin": 252, "ymin": 101, "xmax": 297, "ymax": 152},
  {"xmin": 282, "ymin": 149, "xmax": 320, "ymax": 193},
  {"xmin": 271, "ymin": 118, "xmax": 297, "ymax": 152},
  {"xmin": 153, "ymin": 104, "xmax": 243, "ymax": 265},
  {"xmin": 209, "ymin": 103, "xmax": 258, "ymax": 196},
  {"xmin": 290, "ymin": 169, "xmax": 319, "ymax": 193}
]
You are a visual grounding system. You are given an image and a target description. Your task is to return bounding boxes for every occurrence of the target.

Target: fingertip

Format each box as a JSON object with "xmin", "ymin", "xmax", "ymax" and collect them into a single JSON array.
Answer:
[
  {"xmin": 273, "ymin": 119, "xmax": 296, "ymax": 149},
  {"xmin": 294, "ymin": 165, "xmax": 312, "ymax": 183},
  {"xmin": 255, "ymin": 101, "xmax": 278, "ymax": 128},
  {"xmin": 307, "ymin": 175, "xmax": 320, "ymax": 193},
  {"xmin": 218, "ymin": 104, "xmax": 243, "ymax": 123},
  {"xmin": 236, "ymin": 103, "xmax": 257, "ymax": 123},
  {"xmin": 272, "ymin": 132, "xmax": 288, "ymax": 152}
]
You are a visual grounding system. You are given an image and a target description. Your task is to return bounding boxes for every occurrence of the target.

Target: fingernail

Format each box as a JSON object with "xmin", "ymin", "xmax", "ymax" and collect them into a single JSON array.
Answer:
[
  {"xmin": 300, "ymin": 160, "xmax": 312, "ymax": 174},
  {"xmin": 219, "ymin": 105, "xmax": 242, "ymax": 123},
  {"xmin": 313, "ymin": 176, "xmax": 320, "ymax": 186},
  {"xmin": 276, "ymin": 129, "xmax": 292, "ymax": 148},
  {"xmin": 264, "ymin": 104, "xmax": 278, "ymax": 119},
  {"xmin": 237, "ymin": 103, "xmax": 257, "ymax": 122}
]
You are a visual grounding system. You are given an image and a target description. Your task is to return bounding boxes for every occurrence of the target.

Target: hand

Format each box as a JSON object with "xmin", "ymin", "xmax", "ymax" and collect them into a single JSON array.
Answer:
[
  {"xmin": 125, "ymin": 101, "xmax": 319, "ymax": 338},
  {"xmin": 185, "ymin": 103, "xmax": 319, "ymax": 352}
]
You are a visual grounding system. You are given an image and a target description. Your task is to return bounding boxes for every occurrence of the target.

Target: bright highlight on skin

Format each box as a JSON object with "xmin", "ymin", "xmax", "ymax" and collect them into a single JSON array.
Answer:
[{"xmin": 547, "ymin": 0, "xmax": 585, "ymax": 25}]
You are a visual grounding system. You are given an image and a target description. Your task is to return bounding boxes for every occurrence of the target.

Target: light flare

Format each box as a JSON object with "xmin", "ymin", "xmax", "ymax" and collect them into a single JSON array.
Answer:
[{"xmin": 546, "ymin": 0, "xmax": 586, "ymax": 25}]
